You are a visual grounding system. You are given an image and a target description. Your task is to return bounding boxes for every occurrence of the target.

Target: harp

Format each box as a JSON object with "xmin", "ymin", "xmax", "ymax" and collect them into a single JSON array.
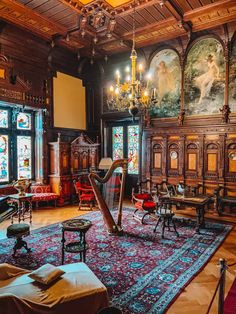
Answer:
[{"xmin": 88, "ymin": 159, "xmax": 127, "ymax": 235}]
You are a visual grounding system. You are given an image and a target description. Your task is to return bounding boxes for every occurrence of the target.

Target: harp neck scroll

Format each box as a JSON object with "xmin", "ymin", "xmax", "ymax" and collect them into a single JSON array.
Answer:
[{"xmin": 88, "ymin": 159, "xmax": 128, "ymax": 235}]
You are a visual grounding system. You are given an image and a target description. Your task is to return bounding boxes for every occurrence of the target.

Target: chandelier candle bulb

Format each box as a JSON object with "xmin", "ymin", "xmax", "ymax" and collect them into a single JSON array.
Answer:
[
  {"xmin": 109, "ymin": 86, "xmax": 114, "ymax": 94},
  {"xmin": 153, "ymin": 88, "xmax": 156, "ymax": 98},
  {"xmin": 138, "ymin": 63, "xmax": 143, "ymax": 81},
  {"xmin": 125, "ymin": 66, "xmax": 130, "ymax": 73},
  {"xmin": 115, "ymin": 70, "xmax": 120, "ymax": 86}
]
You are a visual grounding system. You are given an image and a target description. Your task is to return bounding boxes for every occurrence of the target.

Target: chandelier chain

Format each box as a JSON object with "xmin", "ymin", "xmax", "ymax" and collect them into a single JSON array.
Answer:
[{"xmin": 132, "ymin": 0, "xmax": 136, "ymax": 51}]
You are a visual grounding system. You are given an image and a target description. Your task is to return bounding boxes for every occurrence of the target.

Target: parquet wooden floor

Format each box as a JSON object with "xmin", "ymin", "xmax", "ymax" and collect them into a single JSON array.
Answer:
[{"xmin": 0, "ymin": 204, "xmax": 236, "ymax": 314}]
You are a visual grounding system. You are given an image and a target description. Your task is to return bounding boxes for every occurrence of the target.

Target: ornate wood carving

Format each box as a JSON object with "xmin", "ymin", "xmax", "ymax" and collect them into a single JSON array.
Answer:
[
  {"xmin": 0, "ymin": 54, "xmax": 30, "ymax": 101},
  {"xmin": 145, "ymin": 125, "xmax": 236, "ymax": 193},
  {"xmin": 71, "ymin": 133, "xmax": 100, "ymax": 174},
  {"xmin": 1, "ymin": 0, "xmax": 236, "ymax": 56}
]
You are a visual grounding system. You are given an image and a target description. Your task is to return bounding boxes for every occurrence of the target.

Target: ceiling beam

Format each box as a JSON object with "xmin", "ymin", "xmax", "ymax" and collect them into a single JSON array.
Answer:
[
  {"xmin": 0, "ymin": 0, "xmax": 86, "ymax": 50},
  {"xmin": 184, "ymin": 0, "xmax": 235, "ymax": 20}
]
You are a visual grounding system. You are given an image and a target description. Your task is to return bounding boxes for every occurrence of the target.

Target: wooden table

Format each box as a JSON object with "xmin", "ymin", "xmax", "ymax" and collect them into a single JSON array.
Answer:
[
  {"xmin": 167, "ymin": 195, "xmax": 211, "ymax": 233},
  {"xmin": 8, "ymin": 193, "xmax": 33, "ymax": 224},
  {"xmin": 61, "ymin": 218, "xmax": 92, "ymax": 264}
]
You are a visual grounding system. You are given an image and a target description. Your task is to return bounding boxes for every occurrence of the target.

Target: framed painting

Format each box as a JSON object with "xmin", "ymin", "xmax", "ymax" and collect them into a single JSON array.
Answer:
[
  {"xmin": 229, "ymin": 38, "xmax": 236, "ymax": 113},
  {"xmin": 149, "ymin": 49, "xmax": 181, "ymax": 118},
  {"xmin": 184, "ymin": 38, "xmax": 225, "ymax": 116}
]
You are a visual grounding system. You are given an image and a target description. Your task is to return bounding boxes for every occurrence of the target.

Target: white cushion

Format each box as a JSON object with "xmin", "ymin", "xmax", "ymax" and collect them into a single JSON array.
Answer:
[{"xmin": 28, "ymin": 263, "xmax": 65, "ymax": 285}]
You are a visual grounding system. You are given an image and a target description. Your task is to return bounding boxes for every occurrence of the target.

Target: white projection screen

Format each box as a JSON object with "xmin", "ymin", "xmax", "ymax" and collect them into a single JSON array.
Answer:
[{"xmin": 53, "ymin": 72, "xmax": 86, "ymax": 130}]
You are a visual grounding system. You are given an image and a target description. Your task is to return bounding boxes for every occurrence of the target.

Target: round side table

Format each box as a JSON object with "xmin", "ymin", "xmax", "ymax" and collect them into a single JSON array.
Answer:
[{"xmin": 61, "ymin": 218, "xmax": 92, "ymax": 265}]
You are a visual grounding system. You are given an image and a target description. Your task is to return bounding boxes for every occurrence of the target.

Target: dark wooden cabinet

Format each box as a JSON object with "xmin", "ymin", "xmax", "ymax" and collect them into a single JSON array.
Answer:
[
  {"xmin": 49, "ymin": 139, "xmax": 71, "ymax": 206},
  {"xmin": 49, "ymin": 134, "xmax": 100, "ymax": 206},
  {"xmin": 71, "ymin": 133, "xmax": 99, "ymax": 175}
]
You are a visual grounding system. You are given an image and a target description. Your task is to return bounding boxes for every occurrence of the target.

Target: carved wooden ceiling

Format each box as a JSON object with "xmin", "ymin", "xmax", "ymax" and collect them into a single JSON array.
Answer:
[{"xmin": 0, "ymin": 0, "xmax": 236, "ymax": 57}]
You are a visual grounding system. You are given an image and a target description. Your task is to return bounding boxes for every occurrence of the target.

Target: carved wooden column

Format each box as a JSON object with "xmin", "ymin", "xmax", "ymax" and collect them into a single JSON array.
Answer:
[
  {"xmin": 198, "ymin": 134, "xmax": 204, "ymax": 185},
  {"xmin": 179, "ymin": 135, "xmax": 185, "ymax": 180},
  {"xmin": 220, "ymin": 40, "xmax": 231, "ymax": 123},
  {"xmin": 146, "ymin": 135, "xmax": 151, "ymax": 180},
  {"xmin": 178, "ymin": 53, "xmax": 185, "ymax": 126},
  {"xmin": 162, "ymin": 135, "xmax": 168, "ymax": 180},
  {"xmin": 219, "ymin": 133, "xmax": 226, "ymax": 182},
  {"xmin": 138, "ymin": 115, "xmax": 143, "ymax": 182}
]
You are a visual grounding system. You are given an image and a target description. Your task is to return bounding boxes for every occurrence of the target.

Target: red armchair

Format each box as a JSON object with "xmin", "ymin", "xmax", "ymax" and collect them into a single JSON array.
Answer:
[
  {"xmin": 74, "ymin": 181, "xmax": 96, "ymax": 210},
  {"xmin": 131, "ymin": 180, "xmax": 156, "ymax": 224},
  {"xmin": 30, "ymin": 185, "xmax": 58, "ymax": 208}
]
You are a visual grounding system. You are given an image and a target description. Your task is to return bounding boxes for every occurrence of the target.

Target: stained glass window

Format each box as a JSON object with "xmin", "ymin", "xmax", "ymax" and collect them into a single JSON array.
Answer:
[
  {"xmin": 17, "ymin": 136, "xmax": 32, "ymax": 179},
  {"xmin": 128, "ymin": 125, "xmax": 139, "ymax": 174},
  {"xmin": 0, "ymin": 135, "xmax": 9, "ymax": 182},
  {"xmin": 112, "ymin": 126, "xmax": 124, "ymax": 160},
  {"xmin": 17, "ymin": 112, "xmax": 31, "ymax": 130},
  {"xmin": 0, "ymin": 110, "xmax": 8, "ymax": 128}
]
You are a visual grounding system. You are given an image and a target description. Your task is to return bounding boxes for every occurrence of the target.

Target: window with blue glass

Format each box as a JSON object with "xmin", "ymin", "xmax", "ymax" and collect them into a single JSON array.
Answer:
[
  {"xmin": 0, "ymin": 106, "xmax": 35, "ymax": 183},
  {"xmin": 112, "ymin": 124, "xmax": 139, "ymax": 175}
]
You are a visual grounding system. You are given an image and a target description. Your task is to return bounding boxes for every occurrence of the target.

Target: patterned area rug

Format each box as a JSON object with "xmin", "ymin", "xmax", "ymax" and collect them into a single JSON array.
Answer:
[{"xmin": 0, "ymin": 209, "xmax": 232, "ymax": 314}]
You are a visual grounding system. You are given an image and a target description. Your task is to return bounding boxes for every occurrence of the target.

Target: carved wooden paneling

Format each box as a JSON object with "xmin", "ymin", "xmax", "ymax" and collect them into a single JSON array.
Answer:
[
  {"xmin": 168, "ymin": 142, "xmax": 180, "ymax": 176},
  {"xmin": 204, "ymin": 142, "xmax": 219, "ymax": 180},
  {"xmin": 185, "ymin": 142, "xmax": 199, "ymax": 179},
  {"xmin": 226, "ymin": 139, "xmax": 236, "ymax": 179},
  {"xmin": 71, "ymin": 133, "xmax": 100, "ymax": 174},
  {"xmin": 146, "ymin": 127, "xmax": 236, "ymax": 195},
  {"xmin": 151, "ymin": 142, "xmax": 163, "ymax": 177}
]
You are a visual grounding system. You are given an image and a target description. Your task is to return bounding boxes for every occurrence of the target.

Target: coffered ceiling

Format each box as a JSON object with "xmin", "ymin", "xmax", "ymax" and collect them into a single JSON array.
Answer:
[{"xmin": 0, "ymin": 0, "xmax": 236, "ymax": 57}]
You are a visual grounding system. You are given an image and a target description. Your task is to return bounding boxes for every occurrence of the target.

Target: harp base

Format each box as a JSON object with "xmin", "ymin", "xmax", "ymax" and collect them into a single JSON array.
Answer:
[{"xmin": 107, "ymin": 225, "xmax": 124, "ymax": 236}]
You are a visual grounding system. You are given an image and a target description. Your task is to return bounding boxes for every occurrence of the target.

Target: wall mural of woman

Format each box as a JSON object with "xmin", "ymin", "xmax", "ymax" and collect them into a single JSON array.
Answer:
[
  {"xmin": 184, "ymin": 38, "xmax": 225, "ymax": 116},
  {"xmin": 149, "ymin": 49, "xmax": 181, "ymax": 118},
  {"xmin": 229, "ymin": 38, "xmax": 236, "ymax": 112}
]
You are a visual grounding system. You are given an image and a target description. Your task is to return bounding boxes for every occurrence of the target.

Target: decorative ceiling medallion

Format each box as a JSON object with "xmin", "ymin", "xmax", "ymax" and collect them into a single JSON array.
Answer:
[{"xmin": 78, "ymin": 0, "xmax": 132, "ymax": 8}]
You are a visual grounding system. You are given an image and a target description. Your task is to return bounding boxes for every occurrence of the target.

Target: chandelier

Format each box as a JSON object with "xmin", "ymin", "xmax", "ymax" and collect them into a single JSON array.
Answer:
[{"xmin": 107, "ymin": 0, "xmax": 157, "ymax": 120}]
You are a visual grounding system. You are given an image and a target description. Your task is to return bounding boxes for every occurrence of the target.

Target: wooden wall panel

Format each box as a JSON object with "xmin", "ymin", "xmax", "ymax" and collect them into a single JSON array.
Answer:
[
  {"xmin": 207, "ymin": 153, "xmax": 217, "ymax": 172},
  {"xmin": 229, "ymin": 159, "xmax": 236, "ymax": 172},
  {"xmin": 144, "ymin": 127, "xmax": 236, "ymax": 194},
  {"xmin": 154, "ymin": 153, "xmax": 161, "ymax": 169},
  {"xmin": 188, "ymin": 153, "xmax": 196, "ymax": 170}
]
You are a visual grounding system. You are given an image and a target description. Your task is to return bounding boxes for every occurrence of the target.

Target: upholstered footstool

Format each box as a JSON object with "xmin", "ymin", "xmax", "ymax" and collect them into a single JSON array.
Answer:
[{"xmin": 7, "ymin": 223, "xmax": 31, "ymax": 257}]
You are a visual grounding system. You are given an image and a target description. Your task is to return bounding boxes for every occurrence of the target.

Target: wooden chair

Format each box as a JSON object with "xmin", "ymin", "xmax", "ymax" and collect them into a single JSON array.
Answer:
[
  {"xmin": 74, "ymin": 180, "xmax": 96, "ymax": 210},
  {"xmin": 154, "ymin": 204, "xmax": 179, "ymax": 239},
  {"xmin": 214, "ymin": 186, "xmax": 236, "ymax": 215}
]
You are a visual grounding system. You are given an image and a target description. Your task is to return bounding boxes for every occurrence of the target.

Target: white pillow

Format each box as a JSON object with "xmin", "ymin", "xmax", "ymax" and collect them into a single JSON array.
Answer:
[{"xmin": 28, "ymin": 264, "xmax": 65, "ymax": 285}]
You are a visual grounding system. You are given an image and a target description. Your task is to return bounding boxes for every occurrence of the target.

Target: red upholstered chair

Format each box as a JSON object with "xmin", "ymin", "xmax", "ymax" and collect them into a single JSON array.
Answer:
[
  {"xmin": 74, "ymin": 181, "xmax": 96, "ymax": 210},
  {"xmin": 132, "ymin": 191, "xmax": 157, "ymax": 224},
  {"xmin": 131, "ymin": 180, "xmax": 156, "ymax": 224},
  {"xmin": 30, "ymin": 185, "xmax": 58, "ymax": 208}
]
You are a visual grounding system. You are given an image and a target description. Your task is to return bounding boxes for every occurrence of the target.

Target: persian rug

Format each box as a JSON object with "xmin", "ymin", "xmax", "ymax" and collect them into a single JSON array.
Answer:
[{"xmin": 0, "ymin": 210, "xmax": 232, "ymax": 314}]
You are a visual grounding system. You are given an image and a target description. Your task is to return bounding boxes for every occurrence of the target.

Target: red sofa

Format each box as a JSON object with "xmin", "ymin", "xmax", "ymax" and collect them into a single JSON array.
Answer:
[{"xmin": 30, "ymin": 185, "xmax": 58, "ymax": 208}]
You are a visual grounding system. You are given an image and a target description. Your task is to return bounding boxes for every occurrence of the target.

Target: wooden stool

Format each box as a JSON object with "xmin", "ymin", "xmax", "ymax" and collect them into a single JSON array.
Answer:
[
  {"xmin": 7, "ymin": 223, "xmax": 31, "ymax": 257},
  {"xmin": 154, "ymin": 206, "xmax": 179, "ymax": 238}
]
